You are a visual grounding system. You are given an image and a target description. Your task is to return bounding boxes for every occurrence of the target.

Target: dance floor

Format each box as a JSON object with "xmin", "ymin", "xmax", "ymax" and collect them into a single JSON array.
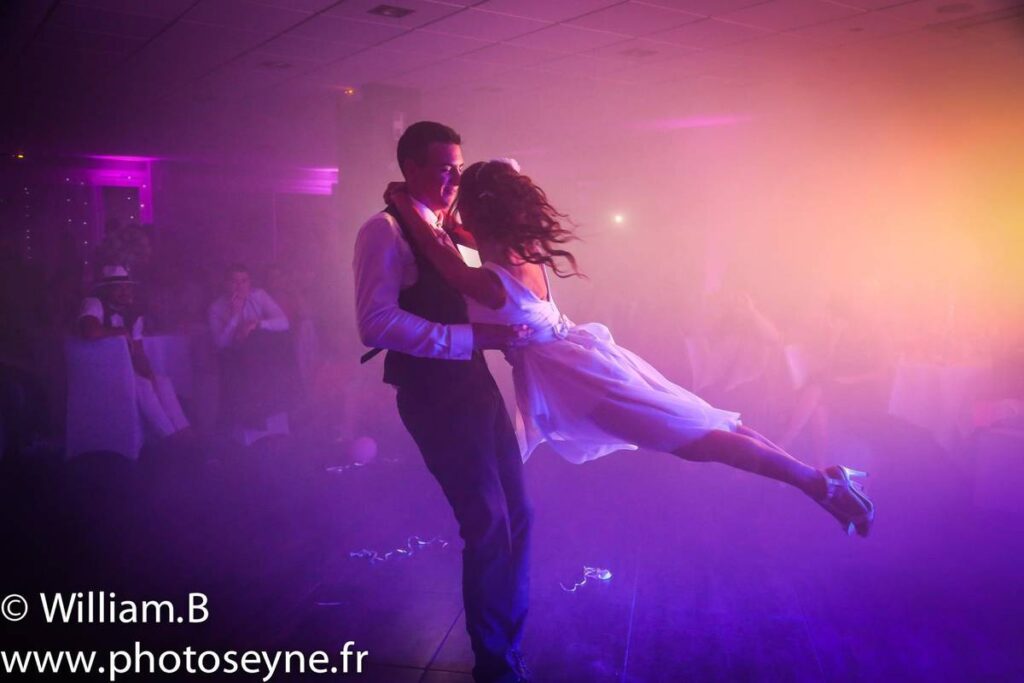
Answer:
[{"xmin": 3, "ymin": 416, "xmax": 1021, "ymax": 682}]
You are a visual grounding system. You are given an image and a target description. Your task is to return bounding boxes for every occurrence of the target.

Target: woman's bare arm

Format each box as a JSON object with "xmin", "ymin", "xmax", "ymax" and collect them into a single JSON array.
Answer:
[
  {"xmin": 392, "ymin": 193, "xmax": 506, "ymax": 309},
  {"xmin": 447, "ymin": 220, "xmax": 479, "ymax": 250},
  {"xmin": 384, "ymin": 182, "xmax": 479, "ymax": 251}
]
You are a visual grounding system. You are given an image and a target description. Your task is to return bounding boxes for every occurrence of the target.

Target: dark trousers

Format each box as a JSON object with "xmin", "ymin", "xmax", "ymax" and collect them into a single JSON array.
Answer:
[
  {"xmin": 220, "ymin": 330, "xmax": 299, "ymax": 428},
  {"xmin": 397, "ymin": 373, "xmax": 532, "ymax": 683}
]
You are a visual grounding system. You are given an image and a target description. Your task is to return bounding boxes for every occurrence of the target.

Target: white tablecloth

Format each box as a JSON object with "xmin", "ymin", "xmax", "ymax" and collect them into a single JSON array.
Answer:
[{"xmin": 142, "ymin": 334, "xmax": 193, "ymax": 399}]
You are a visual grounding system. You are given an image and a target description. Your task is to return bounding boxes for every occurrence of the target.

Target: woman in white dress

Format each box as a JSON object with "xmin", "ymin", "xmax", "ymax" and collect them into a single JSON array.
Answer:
[{"xmin": 388, "ymin": 159, "xmax": 874, "ymax": 537}]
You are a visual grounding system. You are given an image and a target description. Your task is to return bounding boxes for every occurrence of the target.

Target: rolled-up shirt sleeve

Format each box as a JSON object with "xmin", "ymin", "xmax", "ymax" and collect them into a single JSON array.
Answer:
[
  {"xmin": 254, "ymin": 289, "xmax": 289, "ymax": 332},
  {"xmin": 354, "ymin": 213, "xmax": 473, "ymax": 360},
  {"xmin": 78, "ymin": 297, "xmax": 103, "ymax": 324}
]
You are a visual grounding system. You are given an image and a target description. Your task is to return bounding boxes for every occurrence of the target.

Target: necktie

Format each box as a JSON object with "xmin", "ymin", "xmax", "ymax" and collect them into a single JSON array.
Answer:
[{"xmin": 435, "ymin": 216, "xmax": 461, "ymax": 258}]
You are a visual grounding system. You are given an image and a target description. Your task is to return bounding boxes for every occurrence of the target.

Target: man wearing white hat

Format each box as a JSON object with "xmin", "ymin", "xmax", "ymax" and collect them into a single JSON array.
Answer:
[{"xmin": 78, "ymin": 265, "xmax": 190, "ymax": 438}]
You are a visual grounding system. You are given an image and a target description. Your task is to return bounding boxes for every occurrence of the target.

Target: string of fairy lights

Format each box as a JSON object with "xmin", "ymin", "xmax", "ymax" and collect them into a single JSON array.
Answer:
[
  {"xmin": 9, "ymin": 173, "xmax": 94, "ymax": 267},
  {"xmin": 61, "ymin": 175, "xmax": 94, "ymax": 270},
  {"xmin": 22, "ymin": 184, "xmax": 32, "ymax": 261},
  {"xmin": 6, "ymin": 154, "xmax": 149, "ymax": 273}
]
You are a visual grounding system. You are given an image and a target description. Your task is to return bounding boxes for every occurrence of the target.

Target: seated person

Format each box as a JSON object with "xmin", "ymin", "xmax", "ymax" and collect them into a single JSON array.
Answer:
[
  {"xmin": 78, "ymin": 265, "xmax": 190, "ymax": 438},
  {"xmin": 208, "ymin": 264, "xmax": 298, "ymax": 430},
  {"xmin": 208, "ymin": 263, "xmax": 290, "ymax": 349}
]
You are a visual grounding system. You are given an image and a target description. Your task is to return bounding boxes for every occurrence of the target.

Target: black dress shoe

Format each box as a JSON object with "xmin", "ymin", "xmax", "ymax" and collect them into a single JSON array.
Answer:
[{"xmin": 508, "ymin": 649, "xmax": 533, "ymax": 682}]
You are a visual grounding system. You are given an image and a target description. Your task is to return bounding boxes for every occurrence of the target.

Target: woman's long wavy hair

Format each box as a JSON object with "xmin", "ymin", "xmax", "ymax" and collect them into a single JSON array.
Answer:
[{"xmin": 457, "ymin": 160, "xmax": 582, "ymax": 278}]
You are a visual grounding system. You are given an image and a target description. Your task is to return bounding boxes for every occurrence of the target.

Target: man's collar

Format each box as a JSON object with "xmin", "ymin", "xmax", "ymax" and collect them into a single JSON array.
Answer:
[{"xmin": 409, "ymin": 196, "xmax": 444, "ymax": 231}]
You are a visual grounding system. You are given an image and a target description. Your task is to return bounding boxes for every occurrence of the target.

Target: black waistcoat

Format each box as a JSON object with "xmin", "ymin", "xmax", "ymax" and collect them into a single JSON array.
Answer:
[{"xmin": 380, "ymin": 205, "xmax": 490, "ymax": 389}]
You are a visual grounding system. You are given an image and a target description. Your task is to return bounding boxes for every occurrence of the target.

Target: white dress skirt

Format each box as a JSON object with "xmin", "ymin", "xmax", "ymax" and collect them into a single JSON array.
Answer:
[{"xmin": 468, "ymin": 263, "xmax": 741, "ymax": 464}]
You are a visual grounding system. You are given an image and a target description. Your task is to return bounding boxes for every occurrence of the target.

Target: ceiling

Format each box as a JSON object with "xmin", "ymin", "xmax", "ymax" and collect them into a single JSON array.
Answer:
[{"xmin": 1, "ymin": 0, "xmax": 1022, "ymax": 159}]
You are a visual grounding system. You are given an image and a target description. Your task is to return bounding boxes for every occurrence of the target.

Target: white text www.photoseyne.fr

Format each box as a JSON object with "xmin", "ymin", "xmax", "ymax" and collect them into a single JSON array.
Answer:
[{"xmin": 1, "ymin": 641, "xmax": 369, "ymax": 681}]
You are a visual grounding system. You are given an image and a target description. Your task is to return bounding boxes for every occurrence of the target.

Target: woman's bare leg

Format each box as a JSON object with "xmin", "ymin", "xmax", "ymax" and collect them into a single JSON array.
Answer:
[
  {"xmin": 673, "ymin": 428, "xmax": 826, "ymax": 499},
  {"xmin": 737, "ymin": 424, "xmax": 786, "ymax": 451}
]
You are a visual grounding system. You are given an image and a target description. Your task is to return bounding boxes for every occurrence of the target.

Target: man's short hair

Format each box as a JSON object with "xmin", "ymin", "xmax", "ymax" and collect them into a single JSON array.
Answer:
[
  {"xmin": 225, "ymin": 263, "xmax": 249, "ymax": 277},
  {"xmin": 397, "ymin": 121, "xmax": 461, "ymax": 174}
]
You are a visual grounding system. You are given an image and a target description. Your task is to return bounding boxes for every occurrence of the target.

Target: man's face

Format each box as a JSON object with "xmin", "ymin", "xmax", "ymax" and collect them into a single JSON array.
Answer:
[
  {"xmin": 107, "ymin": 283, "xmax": 134, "ymax": 308},
  {"xmin": 404, "ymin": 143, "xmax": 463, "ymax": 213},
  {"xmin": 227, "ymin": 271, "xmax": 251, "ymax": 299}
]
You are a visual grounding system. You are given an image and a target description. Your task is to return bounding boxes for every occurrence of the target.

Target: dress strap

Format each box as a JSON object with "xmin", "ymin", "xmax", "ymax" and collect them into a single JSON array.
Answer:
[{"xmin": 484, "ymin": 261, "xmax": 553, "ymax": 304}]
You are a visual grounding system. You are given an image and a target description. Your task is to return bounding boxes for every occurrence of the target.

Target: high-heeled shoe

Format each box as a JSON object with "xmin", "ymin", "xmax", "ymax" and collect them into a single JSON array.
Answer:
[{"xmin": 815, "ymin": 465, "xmax": 874, "ymax": 537}]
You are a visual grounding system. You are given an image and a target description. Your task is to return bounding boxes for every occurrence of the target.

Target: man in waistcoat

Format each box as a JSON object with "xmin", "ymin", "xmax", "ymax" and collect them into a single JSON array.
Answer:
[{"xmin": 353, "ymin": 121, "xmax": 532, "ymax": 683}]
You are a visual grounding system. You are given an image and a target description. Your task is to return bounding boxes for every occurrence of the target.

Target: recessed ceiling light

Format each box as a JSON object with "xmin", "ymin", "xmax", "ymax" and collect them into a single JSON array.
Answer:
[
  {"xmin": 620, "ymin": 48, "xmax": 659, "ymax": 59},
  {"xmin": 368, "ymin": 4, "xmax": 415, "ymax": 19}
]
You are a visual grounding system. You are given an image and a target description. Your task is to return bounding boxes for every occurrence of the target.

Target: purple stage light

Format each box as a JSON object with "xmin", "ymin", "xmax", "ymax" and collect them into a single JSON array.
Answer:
[
  {"xmin": 641, "ymin": 115, "xmax": 754, "ymax": 130},
  {"xmin": 83, "ymin": 155, "xmax": 157, "ymax": 222},
  {"xmin": 276, "ymin": 166, "xmax": 339, "ymax": 196}
]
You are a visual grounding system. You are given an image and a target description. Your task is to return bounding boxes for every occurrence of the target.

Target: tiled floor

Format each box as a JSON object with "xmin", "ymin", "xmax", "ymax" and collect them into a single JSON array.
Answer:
[
  {"xmin": 4, "ymin": 417, "xmax": 1022, "ymax": 682},
  {"xmin": 264, "ymin": 420, "xmax": 1023, "ymax": 682}
]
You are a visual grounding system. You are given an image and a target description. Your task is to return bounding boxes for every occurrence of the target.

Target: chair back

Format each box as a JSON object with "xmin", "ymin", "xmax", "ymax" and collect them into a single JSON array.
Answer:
[{"xmin": 65, "ymin": 336, "xmax": 142, "ymax": 460}]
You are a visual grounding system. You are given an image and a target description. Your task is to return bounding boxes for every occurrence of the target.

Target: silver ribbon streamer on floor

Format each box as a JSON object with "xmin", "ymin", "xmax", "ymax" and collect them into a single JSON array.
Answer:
[
  {"xmin": 349, "ymin": 536, "xmax": 450, "ymax": 564},
  {"xmin": 325, "ymin": 462, "xmax": 366, "ymax": 474},
  {"xmin": 325, "ymin": 457, "xmax": 400, "ymax": 474},
  {"xmin": 561, "ymin": 566, "xmax": 613, "ymax": 592}
]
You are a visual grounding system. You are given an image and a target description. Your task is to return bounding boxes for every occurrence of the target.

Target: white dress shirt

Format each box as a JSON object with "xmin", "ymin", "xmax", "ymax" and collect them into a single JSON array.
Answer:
[
  {"xmin": 208, "ymin": 287, "xmax": 290, "ymax": 349},
  {"xmin": 353, "ymin": 197, "xmax": 474, "ymax": 360}
]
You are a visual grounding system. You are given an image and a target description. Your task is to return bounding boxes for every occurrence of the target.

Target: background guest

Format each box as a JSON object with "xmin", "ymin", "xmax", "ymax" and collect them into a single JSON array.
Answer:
[
  {"xmin": 208, "ymin": 263, "xmax": 297, "ymax": 435},
  {"xmin": 78, "ymin": 265, "xmax": 190, "ymax": 439},
  {"xmin": 208, "ymin": 263, "xmax": 289, "ymax": 349}
]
